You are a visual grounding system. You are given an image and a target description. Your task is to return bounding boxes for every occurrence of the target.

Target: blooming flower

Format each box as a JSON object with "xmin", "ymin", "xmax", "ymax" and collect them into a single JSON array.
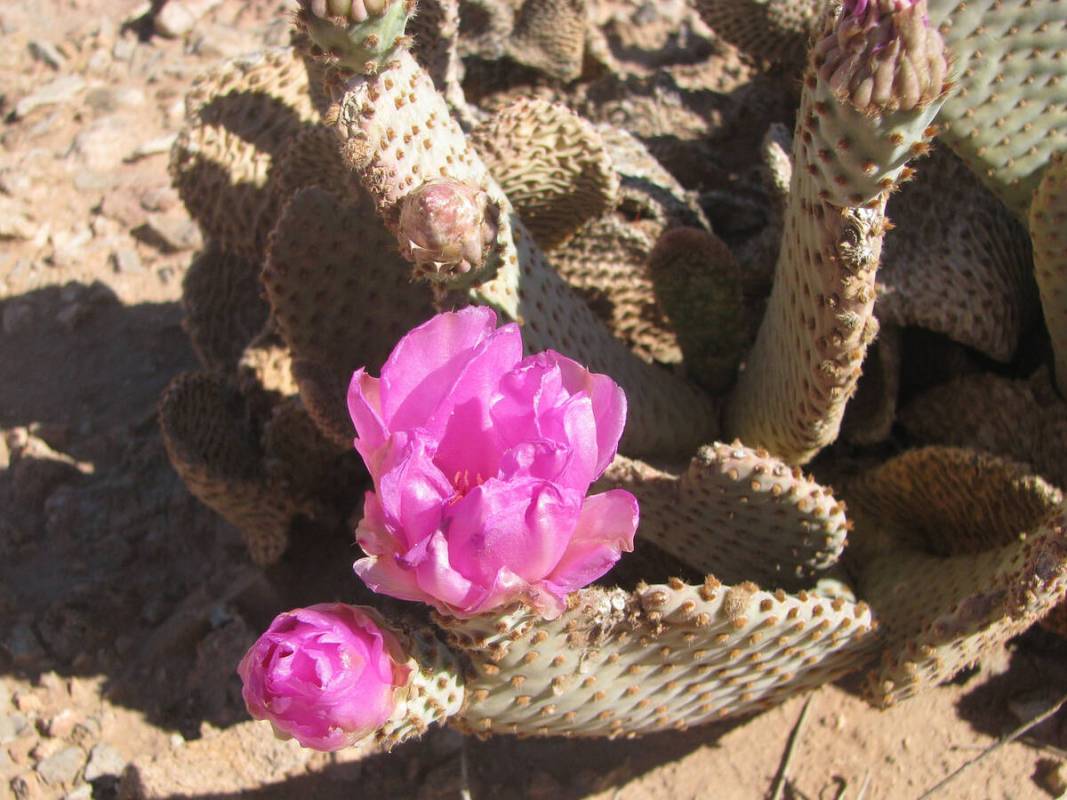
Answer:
[
  {"xmin": 348, "ymin": 306, "xmax": 639, "ymax": 618},
  {"xmin": 237, "ymin": 604, "xmax": 411, "ymax": 751}
]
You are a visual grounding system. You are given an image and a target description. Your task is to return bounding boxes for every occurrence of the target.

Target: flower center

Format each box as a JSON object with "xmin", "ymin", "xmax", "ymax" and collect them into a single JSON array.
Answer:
[{"xmin": 449, "ymin": 469, "xmax": 485, "ymax": 502}]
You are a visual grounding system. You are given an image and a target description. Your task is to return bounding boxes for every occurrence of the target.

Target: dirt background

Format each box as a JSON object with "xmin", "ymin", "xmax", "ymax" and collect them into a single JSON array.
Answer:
[{"xmin": 2, "ymin": 1, "xmax": 1067, "ymax": 798}]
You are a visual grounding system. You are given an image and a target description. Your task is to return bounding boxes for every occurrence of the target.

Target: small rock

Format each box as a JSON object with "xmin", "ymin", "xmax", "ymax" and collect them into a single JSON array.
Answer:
[
  {"xmin": 0, "ymin": 197, "xmax": 36, "ymax": 241},
  {"xmin": 28, "ymin": 40, "xmax": 64, "ymax": 69},
  {"xmin": 112, "ymin": 35, "xmax": 136, "ymax": 61},
  {"xmin": 83, "ymin": 744, "xmax": 125, "ymax": 781},
  {"xmin": 43, "ymin": 710, "xmax": 76, "ymax": 740},
  {"xmin": 10, "ymin": 772, "xmax": 46, "ymax": 800},
  {"xmin": 0, "ymin": 749, "xmax": 17, "ymax": 781},
  {"xmin": 72, "ymin": 118, "xmax": 141, "ymax": 171},
  {"xmin": 62, "ymin": 785, "xmax": 92, "ymax": 800},
  {"xmin": 154, "ymin": 0, "xmax": 222, "ymax": 37},
  {"xmin": 139, "ymin": 186, "xmax": 178, "ymax": 213},
  {"xmin": 1, "ymin": 713, "xmax": 28, "ymax": 744},
  {"xmin": 112, "ymin": 248, "xmax": 143, "ymax": 274},
  {"xmin": 128, "ymin": 133, "xmax": 177, "ymax": 161},
  {"xmin": 144, "ymin": 213, "xmax": 202, "ymax": 252},
  {"xmin": 14, "ymin": 75, "xmax": 86, "ymax": 119},
  {"xmin": 35, "ymin": 747, "xmax": 84, "ymax": 786},
  {"xmin": 2, "ymin": 302, "xmax": 34, "ymax": 336},
  {"xmin": 2, "ymin": 626, "xmax": 46, "ymax": 670},
  {"xmin": 69, "ymin": 718, "xmax": 101, "ymax": 751},
  {"xmin": 1035, "ymin": 758, "xmax": 1067, "ymax": 797}
]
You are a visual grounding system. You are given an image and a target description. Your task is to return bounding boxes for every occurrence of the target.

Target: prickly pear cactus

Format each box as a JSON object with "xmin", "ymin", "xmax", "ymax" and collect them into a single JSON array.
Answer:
[
  {"xmin": 844, "ymin": 447, "xmax": 1067, "ymax": 706},
  {"xmin": 158, "ymin": 0, "xmax": 1067, "ymax": 757},
  {"xmin": 724, "ymin": 0, "xmax": 950, "ymax": 464}
]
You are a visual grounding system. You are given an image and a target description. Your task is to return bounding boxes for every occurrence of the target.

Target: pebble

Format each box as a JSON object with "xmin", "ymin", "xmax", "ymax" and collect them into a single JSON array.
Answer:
[
  {"xmin": 0, "ymin": 197, "xmax": 36, "ymax": 241},
  {"xmin": 2, "ymin": 626, "xmax": 46, "ymax": 669},
  {"xmin": 144, "ymin": 212, "xmax": 202, "ymax": 252},
  {"xmin": 14, "ymin": 75, "xmax": 86, "ymax": 119},
  {"xmin": 2, "ymin": 302, "xmax": 34, "ymax": 336},
  {"xmin": 154, "ymin": 0, "xmax": 222, "ymax": 38},
  {"xmin": 112, "ymin": 248, "xmax": 143, "ymax": 274},
  {"xmin": 128, "ymin": 133, "xmax": 178, "ymax": 161},
  {"xmin": 35, "ymin": 746, "xmax": 84, "ymax": 786},
  {"xmin": 0, "ymin": 713, "xmax": 28, "ymax": 744},
  {"xmin": 28, "ymin": 40, "xmax": 65, "ymax": 69},
  {"xmin": 83, "ymin": 743, "xmax": 126, "ymax": 781},
  {"xmin": 112, "ymin": 36, "xmax": 136, "ymax": 61},
  {"xmin": 63, "ymin": 785, "xmax": 92, "ymax": 800},
  {"xmin": 10, "ymin": 772, "xmax": 46, "ymax": 800}
]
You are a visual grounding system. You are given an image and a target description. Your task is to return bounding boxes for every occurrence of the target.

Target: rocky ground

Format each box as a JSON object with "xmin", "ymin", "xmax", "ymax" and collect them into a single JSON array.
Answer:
[{"xmin": 1, "ymin": 1, "xmax": 1066, "ymax": 798}]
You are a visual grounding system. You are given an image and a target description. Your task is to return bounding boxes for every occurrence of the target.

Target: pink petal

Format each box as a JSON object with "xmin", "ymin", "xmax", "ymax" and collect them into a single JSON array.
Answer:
[
  {"xmin": 543, "ymin": 352, "xmax": 627, "ymax": 478},
  {"xmin": 411, "ymin": 530, "xmax": 478, "ymax": 610},
  {"xmin": 380, "ymin": 307, "xmax": 519, "ymax": 432},
  {"xmin": 354, "ymin": 554, "xmax": 429, "ymax": 604},
  {"xmin": 347, "ymin": 368, "xmax": 387, "ymax": 465},
  {"xmin": 542, "ymin": 490, "xmax": 638, "ymax": 596},
  {"xmin": 374, "ymin": 431, "xmax": 455, "ymax": 549},
  {"xmin": 444, "ymin": 478, "xmax": 582, "ymax": 586}
]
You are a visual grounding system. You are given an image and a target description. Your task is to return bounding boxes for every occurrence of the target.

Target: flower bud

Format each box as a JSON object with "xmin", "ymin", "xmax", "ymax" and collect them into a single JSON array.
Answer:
[{"xmin": 238, "ymin": 604, "xmax": 411, "ymax": 751}]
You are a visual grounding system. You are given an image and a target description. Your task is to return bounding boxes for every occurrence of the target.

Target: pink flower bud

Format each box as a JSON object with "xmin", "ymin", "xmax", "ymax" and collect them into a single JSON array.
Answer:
[
  {"xmin": 237, "ymin": 604, "xmax": 411, "ymax": 751},
  {"xmin": 397, "ymin": 180, "xmax": 498, "ymax": 279},
  {"xmin": 348, "ymin": 307, "xmax": 639, "ymax": 619}
]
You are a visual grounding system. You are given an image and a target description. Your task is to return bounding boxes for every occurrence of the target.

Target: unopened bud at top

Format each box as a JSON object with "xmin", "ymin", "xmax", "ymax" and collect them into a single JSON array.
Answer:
[
  {"xmin": 815, "ymin": 0, "xmax": 947, "ymax": 114},
  {"xmin": 397, "ymin": 180, "xmax": 499, "ymax": 281},
  {"xmin": 297, "ymin": 0, "xmax": 415, "ymax": 74}
]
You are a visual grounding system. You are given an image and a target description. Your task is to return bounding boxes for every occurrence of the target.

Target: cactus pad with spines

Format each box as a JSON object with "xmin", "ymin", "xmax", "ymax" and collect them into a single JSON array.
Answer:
[
  {"xmin": 1030, "ymin": 153, "xmax": 1067, "ymax": 395},
  {"xmin": 330, "ymin": 45, "xmax": 719, "ymax": 456},
  {"xmin": 158, "ymin": 372, "xmax": 303, "ymax": 565},
  {"xmin": 262, "ymin": 185, "xmax": 435, "ymax": 447},
  {"xmin": 435, "ymin": 578, "xmax": 877, "ymax": 738},
  {"xmin": 647, "ymin": 228, "xmax": 746, "ymax": 394},
  {"xmin": 724, "ymin": 0, "xmax": 949, "ymax": 464},
  {"xmin": 598, "ymin": 445, "xmax": 849, "ymax": 590},
  {"xmin": 506, "ymin": 0, "xmax": 587, "ymax": 82},
  {"xmin": 170, "ymin": 47, "xmax": 320, "ymax": 261},
  {"xmin": 877, "ymin": 148, "xmax": 1035, "ymax": 362},
  {"xmin": 845, "ymin": 447, "xmax": 1067, "ymax": 706},
  {"xmin": 181, "ymin": 245, "xmax": 270, "ymax": 373},
  {"xmin": 471, "ymin": 97, "xmax": 619, "ymax": 251},
  {"xmin": 297, "ymin": 0, "xmax": 418, "ymax": 76},
  {"xmin": 929, "ymin": 0, "xmax": 1067, "ymax": 219}
]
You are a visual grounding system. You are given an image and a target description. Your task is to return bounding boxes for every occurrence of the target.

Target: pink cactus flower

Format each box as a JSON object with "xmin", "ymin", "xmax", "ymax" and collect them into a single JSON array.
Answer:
[
  {"xmin": 238, "ymin": 604, "xmax": 411, "ymax": 751},
  {"xmin": 348, "ymin": 307, "xmax": 638, "ymax": 619}
]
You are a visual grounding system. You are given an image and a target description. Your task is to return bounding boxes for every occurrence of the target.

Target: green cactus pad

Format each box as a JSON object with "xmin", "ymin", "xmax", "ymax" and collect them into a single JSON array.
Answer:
[
  {"xmin": 436, "ymin": 578, "xmax": 876, "ymax": 737},
  {"xmin": 170, "ymin": 47, "xmax": 320, "ymax": 261},
  {"xmin": 262, "ymin": 184, "xmax": 435, "ymax": 447},
  {"xmin": 297, "ymin": 0, "xmax": 417, "ymax": 75},
  {"xmin": 844, "ymin": 447, "xmax": 1067, "ymax": 706},
  {"xmin": 332, "ymin": 47, "xmax": 719, "ymax": 457},
  {"xmin": 599, "ymin": 445, "xmax": 848, "ymax": 589},
  {"xmin": 878, "ymin": 148, "xmax": 1036, "ymax": 362},
  {"xmin": 648, "ymin": 227, "xmax": 747, "ymax": 394},
  {"xmin": 1030, "ymin": 153, "xmax": 1067, "ymax": 394},
  {"xmin": 158, "ymin": 372, "xmax": 302, "ymax": 565},
  {"xmin": 724, "ymin": 0, "xmax": 949, "ymax": 464},
  {"xmin": 181, "ymin": 245, "xmax": 270, "ymax": 374},
  {"xmin": 471, "ymin": 97, "xmax": 619, "ymax": 251},
  {"xmin": 930, "ymin": 0, "xmax": 1067, "ymax": 219}
]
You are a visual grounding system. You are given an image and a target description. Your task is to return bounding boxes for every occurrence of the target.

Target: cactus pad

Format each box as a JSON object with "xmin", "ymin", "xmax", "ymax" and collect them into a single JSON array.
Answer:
[
  {"xmin": 694, "ymin": 0, "xmax": 823, "ymax": 69},
  {"xmin": 181, "ymin": 245, "xmax": 270, "ymax": 373},
  {"xmin": 170, "ymin": 47, "xmax": 320, "ymax": 261},
  {"xmin": 471, "ymin": 97, "xmax": 619, "ymax": 251},
  {"xmin": 158, "ymin": 372, "xmax": 302, "ymax": 565},
  {"xmin": 1030, "ymin": 152, "xmax": 1067, "ymax": 395},
  {"xmin": 598, "ymin": 444, "xmax": 849, "ymax": 589},
  {"xmin": 845, "ymin": 447, "xmax": 1067, "ymax": 706},
  {"xmin": 262, "ymin": 185, "xmax": 435, "ymax": 447},
  {"xmin": 877, "ymin": 148, "xmax": 1035, "ymax": 362},
  {"xmin": 647, "ymin": 228, "xmax": 746, "ymax": 394},
  {"xmin": 724, "ymin": 0, "xmax": 948, "ymax": 464}
]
